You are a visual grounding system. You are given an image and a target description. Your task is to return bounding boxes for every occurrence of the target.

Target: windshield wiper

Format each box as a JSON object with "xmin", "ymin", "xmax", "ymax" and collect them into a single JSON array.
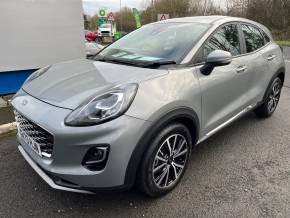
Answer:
[
  {"xmin": 95, "ymin": 56, "xmax": 176, "ymax": 68},
  {"xmin": 142, "ymin": 60, "xmax": 177, "ymax": 68}
]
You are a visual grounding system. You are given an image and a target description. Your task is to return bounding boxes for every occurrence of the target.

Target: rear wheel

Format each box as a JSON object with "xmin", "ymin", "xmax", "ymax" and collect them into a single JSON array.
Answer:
[
  {"xmin": 137, "ymin": 123, "xmax": 192, "ymax": 197},
  {"xmin": 255, "ymin": 77, "xmax": 282, "ymax": 118}
]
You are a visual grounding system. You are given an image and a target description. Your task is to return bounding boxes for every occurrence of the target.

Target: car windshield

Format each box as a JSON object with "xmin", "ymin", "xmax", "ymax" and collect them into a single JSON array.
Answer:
[{"xmin": 96, "ymin": 22, "xmax": 210, "ymax": 67}]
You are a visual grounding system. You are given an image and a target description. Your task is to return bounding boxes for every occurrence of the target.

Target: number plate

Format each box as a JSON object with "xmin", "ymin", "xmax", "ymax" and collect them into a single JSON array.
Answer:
[{"xmin": 18, "ymin": 128, "xmax": 42, "ymax": 157}]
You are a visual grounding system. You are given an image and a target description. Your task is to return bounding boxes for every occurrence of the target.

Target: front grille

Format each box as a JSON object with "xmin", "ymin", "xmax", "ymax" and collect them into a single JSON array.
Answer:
[
  {"xmin": 14, "ymin": 110, "xmax": 54, "ymax": 158},
  {"xmin": 101, "ymin": 31, "xmax": 110, "ymax": 36}
]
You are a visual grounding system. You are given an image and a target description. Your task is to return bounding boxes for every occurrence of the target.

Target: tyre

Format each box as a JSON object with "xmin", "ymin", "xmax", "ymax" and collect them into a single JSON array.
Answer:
[
  {"xmin": 255, "ymin": 77, "xmax": 282, "ymax": 118},
  {"xmin": 137, "ymin": 123, "xmax": 192, "ymax": 197}
]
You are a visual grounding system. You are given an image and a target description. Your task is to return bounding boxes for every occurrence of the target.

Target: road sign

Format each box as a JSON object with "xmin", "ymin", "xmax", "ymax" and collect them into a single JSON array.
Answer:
[
  {"xmin": 158, "ymin": 14, "xmax": 169, "ymax": 21},
  {"xmin": 98, "ymin": 17, "xmax": 107, "ymax": 27},
  {"xmin": 107, "ymin": 12, "xmax": 115, "ymax": 22},
  {"xmin": 98, "ymin": 9, "xmax": 106, "ymax": 17}
]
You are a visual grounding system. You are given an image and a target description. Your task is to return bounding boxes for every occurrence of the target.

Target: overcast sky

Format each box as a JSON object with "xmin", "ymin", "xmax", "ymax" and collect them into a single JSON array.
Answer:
[
  {"xmin": 82, "ymin": 0, "xmax": 226, "ymax": 16},
  {"xmin": 83, "ymin": 0, "xmax": 148, "ymax": 15}
]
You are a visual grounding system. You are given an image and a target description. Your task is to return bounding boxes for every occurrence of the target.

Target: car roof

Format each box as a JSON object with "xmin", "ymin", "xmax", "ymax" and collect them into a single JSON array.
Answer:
[
  {"xmin": 155, "ymin": 15, "xmax": 271, "ymax": 35},
  {"xmin": 160, "ymin": 16, "xmax": 228, "ymax": 24},
  {"xmin": 157, "ymin": 15, "xmax": 262, "ymax": 27}
]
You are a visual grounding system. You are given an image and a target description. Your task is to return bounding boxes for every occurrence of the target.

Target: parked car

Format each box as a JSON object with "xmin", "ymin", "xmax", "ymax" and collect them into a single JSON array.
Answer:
[
  {"xmin": 84, "ymin": 30, "xmax": 97, "ymax": 42},
  {"xmin": 85, "ymin": 40, "xmax": 104, "ymax": 59},
  {"xmin": 12, "ymin": 16, "xmax": 285, "ymax": 197},
  {"xmin": 97, "ymin": 23, "xmax": 114, "ymax": 38}
]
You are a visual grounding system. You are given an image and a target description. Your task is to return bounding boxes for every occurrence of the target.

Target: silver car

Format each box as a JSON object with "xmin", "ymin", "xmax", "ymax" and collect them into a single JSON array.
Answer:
[{"xmin": 12, "ymin": 16, "xmax": 285, "ymax": 197}]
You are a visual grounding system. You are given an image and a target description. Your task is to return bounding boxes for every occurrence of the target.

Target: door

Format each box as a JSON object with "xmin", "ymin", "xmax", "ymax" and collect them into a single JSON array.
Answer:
[
  {"xmin": 239, "ymin": 24, "xmax": 280, "ymax": 105},
  {"xmin": 196, "ymin": 23, "xmax": 252, "ymax": 136}
]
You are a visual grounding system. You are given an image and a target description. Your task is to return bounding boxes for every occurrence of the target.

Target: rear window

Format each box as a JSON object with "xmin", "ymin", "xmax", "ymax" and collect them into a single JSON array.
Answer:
[
  {"xmin": 262, "ymin": 31, "xmax": 271, "ymax": 43},
  {"xmin": 241, "ymin": 24, "xmax": 265, "ymax": 53}
]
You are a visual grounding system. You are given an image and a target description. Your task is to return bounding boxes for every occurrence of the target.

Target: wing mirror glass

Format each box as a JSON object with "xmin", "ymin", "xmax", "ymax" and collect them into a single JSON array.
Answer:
[{"xmin": 201, "ymin": 50, "xmax": 232, "ymax": 75}]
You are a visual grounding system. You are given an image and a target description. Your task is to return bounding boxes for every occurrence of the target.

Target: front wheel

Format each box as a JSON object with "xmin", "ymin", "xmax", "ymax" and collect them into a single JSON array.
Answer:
[
  {"xmin": 137, "ymin": 123, "xmax": 192, "ymax": 197},
  {"xmin": 255, "ymin": 77, "xmax": 282, "ymax": 118}
]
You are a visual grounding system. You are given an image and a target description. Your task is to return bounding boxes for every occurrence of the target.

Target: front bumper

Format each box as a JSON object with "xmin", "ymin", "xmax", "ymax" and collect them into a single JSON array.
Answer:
[
  {"xmin": 12, "ymin": 91, "xmax": 151, "ymax": 192},
  {"xmin": 18, "ymin": 145, "xmax": 94, "ymax": 194}
]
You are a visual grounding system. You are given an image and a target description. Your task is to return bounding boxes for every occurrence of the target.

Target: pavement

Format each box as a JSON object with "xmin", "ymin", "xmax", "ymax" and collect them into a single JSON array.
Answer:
[{"xmin": 0, "ymin": 55, "xmax": 290, "ymax": 218}]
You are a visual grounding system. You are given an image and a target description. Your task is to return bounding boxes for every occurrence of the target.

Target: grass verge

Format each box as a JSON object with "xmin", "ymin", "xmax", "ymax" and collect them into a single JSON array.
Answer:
[{"xmin": 276, "ymin": 40, "xmax": 290, "ymax": 47}]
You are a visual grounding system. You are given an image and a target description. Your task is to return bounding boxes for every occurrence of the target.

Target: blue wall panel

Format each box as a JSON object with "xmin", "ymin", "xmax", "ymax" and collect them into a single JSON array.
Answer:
[{"xmin": 0, "ymin": 69, "xmax": 37, "ymax": 95}]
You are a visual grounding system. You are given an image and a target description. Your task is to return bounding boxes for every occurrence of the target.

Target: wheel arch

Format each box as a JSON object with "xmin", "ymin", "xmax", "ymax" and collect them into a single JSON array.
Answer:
[{"xmin": 124, "ymin": 107, "xmax": 200, "ymax": 188}]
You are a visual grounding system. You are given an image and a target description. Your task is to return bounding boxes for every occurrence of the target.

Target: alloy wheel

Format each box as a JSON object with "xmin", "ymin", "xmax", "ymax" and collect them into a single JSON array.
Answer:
[
  {"xmin": 152, "ymin": 134, "xmax": 189, "ymax": 189},
  {"xmin": 268, "ymin": 80, "xmax": 281, "ymax": 113}
]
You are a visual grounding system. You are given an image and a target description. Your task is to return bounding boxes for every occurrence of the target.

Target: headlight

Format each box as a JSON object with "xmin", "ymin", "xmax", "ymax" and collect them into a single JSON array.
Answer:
[
  {"xmin": 65, "ymin": 83, "xmax": 138, "ymax": 126},
  {"xmin": 23, "ymin": 66, "xmax": 50, "ymax": 85}
]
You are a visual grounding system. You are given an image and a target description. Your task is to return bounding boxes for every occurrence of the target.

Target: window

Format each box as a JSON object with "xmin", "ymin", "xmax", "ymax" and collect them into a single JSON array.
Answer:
[
  {"xmin": 262, "ymin": 31, "xmax": 271, "ymax": 43},
  {"xmin": 241, "ymin": 24, "xmax": 265, "ymax": 53},
  {"xmin": 97, "ymin": 22, "xmax": 210, "ymax": 64},
  {"xmin": 203, "ymin": 24, "xmax": 241, "ymax": 60}
]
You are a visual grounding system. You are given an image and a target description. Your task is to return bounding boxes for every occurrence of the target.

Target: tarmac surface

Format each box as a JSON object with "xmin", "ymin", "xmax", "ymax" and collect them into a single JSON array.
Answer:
[{"xmin": 0, "ymin": 52, "xmax": 290, "ymax": 218}]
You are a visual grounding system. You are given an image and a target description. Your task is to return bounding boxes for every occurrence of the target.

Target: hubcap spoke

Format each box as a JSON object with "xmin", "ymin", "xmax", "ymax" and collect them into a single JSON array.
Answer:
[
  {"xmin": 153, "ymin": 162, "xmax": 167, "ymax": 173},
  {"xmin": 172, "ymin": 135, "xmax": 177, "ymax": 152},
  {"xmin": 155, "ymin": 167, "xmax": 168, "ymax": 185},
  {"xmin": 173, "ymin": 140, "xmax": 186, "ymax": 158},
  {"xmin": 172, "ymin": 161, "xmax": 184, "ymax": 170},
  {"xmin": 164, "ymin": 166, "xmax": 170, "ymax": 186},
  {"xmin": 174, "ymin": 148, "xmax": 188, "ymax": 159},
  {"xmin": 166, "ymin": 139, "xmax": 172, "ymax": 156},
  {"xmin": 156, "ymin": 155, "xmax": 167, "ymax": 163},
  {"xmin": 172, "ymin": 164, "xmax": 178, "ymax": 179}
]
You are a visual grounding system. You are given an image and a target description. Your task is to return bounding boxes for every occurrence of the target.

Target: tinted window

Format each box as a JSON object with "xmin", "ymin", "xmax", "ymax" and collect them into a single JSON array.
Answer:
[
  {"xmin": 241, "ymin": 24, "xmax": 265, "ymax": 53},
  {"xmin": 262, "ymin": 31, "xmax": 271, "ymax": 43},
  {"xmin": 203, "ymin": 24, "xmax": 241, "ymax": 59}
]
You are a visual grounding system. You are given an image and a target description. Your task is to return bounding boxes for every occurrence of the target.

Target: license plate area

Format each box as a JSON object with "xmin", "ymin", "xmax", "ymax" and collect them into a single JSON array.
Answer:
[{"xmin": 18, "ymin": 127, "xmax": 42, "ymax": 157}]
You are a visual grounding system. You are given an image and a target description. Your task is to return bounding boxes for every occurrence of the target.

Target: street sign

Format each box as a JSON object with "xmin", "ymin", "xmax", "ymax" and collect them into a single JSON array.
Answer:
[
  {"xmin": 107, "ymin": 12, "xmax": 115, "ymax": 22},
  {"xmin": 158, "ymin": 14, "xmax": 169, "ymax": 21},
  {"xmin": 98, "ymin": 17, "xmax": 107, "ymax": 27},
  {"xmin": 98, "ymin": 9, "xmax": 107, "ymax": 17}
]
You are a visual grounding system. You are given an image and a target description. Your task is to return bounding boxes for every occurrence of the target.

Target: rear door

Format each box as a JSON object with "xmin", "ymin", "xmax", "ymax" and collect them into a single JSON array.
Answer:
[
  {"xmin": 196, "ymin": 23, "xmax": 253, "ymax": 136},
  {"xmin": 239, "ymin": 24, "xmax": 282, "ymax": 105}
]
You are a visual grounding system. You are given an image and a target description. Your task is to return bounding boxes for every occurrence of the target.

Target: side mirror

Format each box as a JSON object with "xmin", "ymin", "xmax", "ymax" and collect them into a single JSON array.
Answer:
[{"xmin": 201, "ymin": 50, "xmax": 232, "ymax": 75}]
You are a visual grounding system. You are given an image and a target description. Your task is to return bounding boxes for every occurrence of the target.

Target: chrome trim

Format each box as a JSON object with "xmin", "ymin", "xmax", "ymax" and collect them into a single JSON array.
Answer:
[
  {"xmin": 198, "ymin": 105, "xmax": 254, "ymax": 144},
  {"xmin": 18, "ymin": 145, "xmax": 94, "ymax": 194},
  {"xmin": 84, "ymin": 146, "xmax": 108, "ymax": 164}
]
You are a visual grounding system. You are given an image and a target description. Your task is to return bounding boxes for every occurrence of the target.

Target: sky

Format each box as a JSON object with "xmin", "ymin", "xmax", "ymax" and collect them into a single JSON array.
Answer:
[
  {"xmin": 82, "ymin": 0, "xmax": 226, "ymax": 16},
  {"xmin": 82, "ymin": 0, "xmax": 147, "ymax": 15}
]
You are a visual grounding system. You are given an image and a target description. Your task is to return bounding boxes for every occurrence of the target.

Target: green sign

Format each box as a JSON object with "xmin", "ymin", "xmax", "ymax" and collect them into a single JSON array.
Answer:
[
  {"xmin": 98, "ymin": 17, "xmax": 107, "ymax": 27},
  {"xmin": 132, "ymin": 8, "xmax": 141, "ymax": 28},
  {"xmin": 114, "ymin": 32, "xmax": 121, "ymax": 41},
  {"xmin": 99, "ymin": 9, "xmax": 106, "ymax": 17}
]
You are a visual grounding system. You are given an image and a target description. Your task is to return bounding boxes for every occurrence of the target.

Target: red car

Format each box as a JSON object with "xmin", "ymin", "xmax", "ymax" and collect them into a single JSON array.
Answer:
[{"xmin": 84, "ymin": 30, "xmax": 97, "ymax": 42}]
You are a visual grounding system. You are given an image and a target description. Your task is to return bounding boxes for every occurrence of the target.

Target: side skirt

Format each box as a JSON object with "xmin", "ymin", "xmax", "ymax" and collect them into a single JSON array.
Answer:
[{"xmin": 197, "ymin": 104, "xmax": 255, "ymax": 145}]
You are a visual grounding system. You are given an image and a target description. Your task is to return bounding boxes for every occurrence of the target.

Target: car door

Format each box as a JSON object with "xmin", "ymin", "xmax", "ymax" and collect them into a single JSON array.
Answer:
[
  {"xmin": 239, "ymin": 24, "xmax": 280, "ymax": 105},
  {"xmin": 196, "ymin": 23, "xmax": 253, "ymax": 137}
]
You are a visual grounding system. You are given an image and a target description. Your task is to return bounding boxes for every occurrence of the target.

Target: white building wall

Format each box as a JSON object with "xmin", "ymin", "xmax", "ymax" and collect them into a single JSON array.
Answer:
[{"xmin": 0, "ymin": 0, "xmax": 85, "ymax": 72}]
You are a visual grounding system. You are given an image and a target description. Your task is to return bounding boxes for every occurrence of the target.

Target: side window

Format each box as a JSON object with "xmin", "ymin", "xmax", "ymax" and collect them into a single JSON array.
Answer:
[
  {"xmin": 241, "ymin": 24, "xmax": 265, "ymax": 53},
  {"xmin": 262, "ymin": 30, "xmax": 271, "ymax": 43},
  {"xmin": 203, "ymin": 24, "xmax": 241, "ymax": 60}
]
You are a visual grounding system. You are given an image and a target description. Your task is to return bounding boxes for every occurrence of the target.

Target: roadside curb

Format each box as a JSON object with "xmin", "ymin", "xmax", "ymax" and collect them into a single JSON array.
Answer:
[{"xmin": 0, "ymin": 122, "xmax": 16, "ymax": 135}]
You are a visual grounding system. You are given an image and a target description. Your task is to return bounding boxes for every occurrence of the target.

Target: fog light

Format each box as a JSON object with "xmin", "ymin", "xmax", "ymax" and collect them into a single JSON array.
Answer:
[{"xmin": 82, "ymin": 146, "xmax": 109, "ymax": 171}]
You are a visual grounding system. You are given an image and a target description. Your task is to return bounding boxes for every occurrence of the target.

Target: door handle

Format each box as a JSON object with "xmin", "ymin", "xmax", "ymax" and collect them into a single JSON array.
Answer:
[
  {"xmin": 236, "ymin": 66, "xmax": 247, "ymax": 73},
  {"xmin": 267, "ymin": 55, "xmax": 276, "ymax": 61}
]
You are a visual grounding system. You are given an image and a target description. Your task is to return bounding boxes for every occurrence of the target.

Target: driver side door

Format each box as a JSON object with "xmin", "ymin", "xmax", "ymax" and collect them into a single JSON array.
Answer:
[{"xmin": 197, "ymin": 23, "xmax": 252, "ymax": 137}]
